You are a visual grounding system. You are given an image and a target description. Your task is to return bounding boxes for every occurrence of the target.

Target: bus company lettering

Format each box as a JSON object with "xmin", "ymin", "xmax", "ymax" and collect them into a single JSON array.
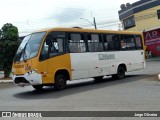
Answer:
[{"xmin": 98, "ymin": 54, "xmax": 115, "ymax": 60}]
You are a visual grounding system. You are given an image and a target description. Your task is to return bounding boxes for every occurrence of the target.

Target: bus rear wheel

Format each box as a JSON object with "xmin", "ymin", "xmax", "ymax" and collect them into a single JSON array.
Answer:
[
  {"xmin": 112, "ymin": 66, "xmax": 125, "ymax": 79},
  {"xmin": 54, "ymin": 74, "xmax": 66, "ymax": 90},
  {"xmin": 32, "ymin": 85, "xmax": 43, "ymax": 90}
]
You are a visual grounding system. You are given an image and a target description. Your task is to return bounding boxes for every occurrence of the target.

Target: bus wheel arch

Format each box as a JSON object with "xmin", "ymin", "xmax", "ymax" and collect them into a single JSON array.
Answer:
[
  {"xmin": 112, "ymin": 64, "xmax": 126, "ymax": 79},
  {"xmin": 54, "ymin": 69, "xmax": 70, "ymax": 90}
]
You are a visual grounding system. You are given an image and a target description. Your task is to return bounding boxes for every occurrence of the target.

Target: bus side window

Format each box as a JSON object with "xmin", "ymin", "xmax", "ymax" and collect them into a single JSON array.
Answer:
[
  {"xmin": 135, "ymin": 35, "xmax": 143, "ymax": 49},
  {"xmin": 106, "ymin": 34, "xmax": 120, "ymax": 51},
  {"xmin": 120, "ymin": 35, "xmax": 126, "ymax": 50},
  {"xmin": 121, "ymin": 35, "xmax": 136, "ymax": 50},
  {"xmin": 104, "ymin": 35, "xmax": 109, "ymax": 51},
  {"xmin": 87, "ymin": 34, "xmax": 103, "ymax": 52},
  {"xmin": 68, "ymin": 33, "xmax": 86, "ymax": 53},
  {"xmin": 104, "ymin": 34, "xmax": 113, "ymax": 51},
  {"xmin": 121, "ymin": 39, "xmax": 126, "ymax": 50},
  {"xmin": 112, "ymin": 35, "xmax": 120, "ymax": 50}
]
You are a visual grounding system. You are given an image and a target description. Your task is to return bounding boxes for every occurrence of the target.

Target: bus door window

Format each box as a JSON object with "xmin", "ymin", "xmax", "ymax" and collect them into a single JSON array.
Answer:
[
  {"xmin": 68, "ymin": 33, "xmax": 86, "ymax": 53},
  {"xmin": 88, "ymin": 34, "xmax": 103, "ymax": 52},
  {"xmin": 49, "ymin": 37, "xmax": 64, "ymax": 57}
]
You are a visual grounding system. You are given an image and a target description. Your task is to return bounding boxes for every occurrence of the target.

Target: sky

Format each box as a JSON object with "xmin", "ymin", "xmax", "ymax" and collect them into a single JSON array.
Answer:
[{"xmin": 0, "ymin": 0, "xmax": 138, "ymax": 36}]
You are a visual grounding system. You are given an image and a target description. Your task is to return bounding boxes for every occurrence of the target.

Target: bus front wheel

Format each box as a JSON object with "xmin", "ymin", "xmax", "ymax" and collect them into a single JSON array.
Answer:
[
  {"xmin": 54, "ymin": 74, "xmax": 66, "ymax": 90},
  {"xmin": 112, "ymin": 66, "xmax": 125, "ymax": 79}
]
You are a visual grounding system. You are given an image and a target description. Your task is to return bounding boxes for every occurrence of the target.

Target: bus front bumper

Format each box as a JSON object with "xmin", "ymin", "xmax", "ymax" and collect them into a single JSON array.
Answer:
[{"xmin": 12, "ymin": 72, "xmax": 42, "ymax": 87}]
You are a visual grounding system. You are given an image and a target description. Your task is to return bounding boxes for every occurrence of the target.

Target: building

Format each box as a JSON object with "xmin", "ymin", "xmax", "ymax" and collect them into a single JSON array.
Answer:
[
  {"xmin": 118, "ymin": 0, "xmax": 160, "ymax": 56},
  {"xmin": 118, "ymin": 0, "xmax": 160, "ymax": 31}
]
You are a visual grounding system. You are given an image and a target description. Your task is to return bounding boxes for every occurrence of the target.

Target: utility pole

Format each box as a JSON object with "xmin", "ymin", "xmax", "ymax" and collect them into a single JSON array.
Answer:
[
  {"xmin": 93, "ymin": 17, "xmax": 97, "ymax": 30},
  {"xmin": 80, "ymin": 17, "xmax": 97, "ymax": 30}
]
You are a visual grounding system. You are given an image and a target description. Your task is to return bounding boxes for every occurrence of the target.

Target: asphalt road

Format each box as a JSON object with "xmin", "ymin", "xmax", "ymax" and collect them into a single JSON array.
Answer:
[{"xmin": 0, "ymin": 61, "xmax": 160, "ymax": 119}]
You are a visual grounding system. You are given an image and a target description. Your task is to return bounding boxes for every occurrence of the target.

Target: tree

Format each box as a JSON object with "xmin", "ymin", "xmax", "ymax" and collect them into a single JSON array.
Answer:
[{"xmin": 0, "ymin": 23, "xmax": 19, "ymax": 78}]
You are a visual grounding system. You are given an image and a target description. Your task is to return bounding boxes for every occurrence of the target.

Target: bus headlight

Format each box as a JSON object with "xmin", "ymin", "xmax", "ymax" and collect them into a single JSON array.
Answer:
[
  {"xmin": 27, "ymin": 69, "xmax": 37, "ymax": 75},
  {"xmin": 31, "ymin": 69, "xmax": 37, "ymax": 74}
]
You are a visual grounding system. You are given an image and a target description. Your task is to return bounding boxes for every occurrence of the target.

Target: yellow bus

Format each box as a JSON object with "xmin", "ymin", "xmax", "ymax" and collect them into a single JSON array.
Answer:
[{"xmin": 12, "ymin": 28, "xmax": 145, "ymax": 90}]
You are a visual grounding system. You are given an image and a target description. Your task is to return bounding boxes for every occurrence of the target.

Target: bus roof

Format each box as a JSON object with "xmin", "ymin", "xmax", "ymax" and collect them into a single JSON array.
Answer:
[{"xmin": 34, "ymin": 27, "xmax": 142, "ymax": 35}]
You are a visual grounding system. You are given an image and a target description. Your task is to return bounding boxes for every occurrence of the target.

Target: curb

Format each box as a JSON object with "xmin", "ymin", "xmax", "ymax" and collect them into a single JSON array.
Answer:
[
  {"xmin": 146, "ymin": 60, "xmax": 160, "ymax": 62},
  {"xmin": 146, "ymin": 57, "xmax": 160, "ymax": 62},
  {"xmin": 0, "ymin": 80, "xmax": 13, "ymax": 83}
]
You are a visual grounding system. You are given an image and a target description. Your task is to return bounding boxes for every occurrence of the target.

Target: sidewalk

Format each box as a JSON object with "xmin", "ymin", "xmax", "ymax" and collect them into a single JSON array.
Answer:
[
  {"xmin": 0, "ymin": 71, "xmax": 12, "ymax": 83},
  {"xmin": 146, "ymin": 57, "xmax": 160, "ymax": 62},
  {"xmin": 0, "ymin": 79, "xmax": 13, "ymax": 83}
]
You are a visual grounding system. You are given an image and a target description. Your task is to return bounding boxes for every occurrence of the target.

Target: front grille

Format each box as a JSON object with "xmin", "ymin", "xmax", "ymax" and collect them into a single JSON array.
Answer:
[
  {"xmin": 15, "ymin": 74, "xmax": 24, "ymax": 76},
  {"xmin": 15, "ymin": 77, "xmax": 29, "ymax": 84}
]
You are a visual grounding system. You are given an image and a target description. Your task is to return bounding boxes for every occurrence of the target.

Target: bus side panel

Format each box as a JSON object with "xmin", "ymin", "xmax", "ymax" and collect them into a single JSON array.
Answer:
[
  {"xmin": 120, "ymin": 50, "xmax": 145, "ymax": 72},
  {"xmin": 70, "ymin": 53, "xmax": 89, "ymax": 79},
  {"xmin": 37, "ymin": 58, "xmax": 48, "ymax": 84},
  {"xmin": 39, "ymin": 53, "xmax": 71, "ymax": 84},
  {"xmin": 108, "ymin": 50, "xmax": 145, "ymax": 72},
  {"xmin": 70, "ymin": 53, "xmax": 110, "ymax": 80},
  {"xmin": 70, "ymin": 50, "xmax": 145, "ymax": 80}
]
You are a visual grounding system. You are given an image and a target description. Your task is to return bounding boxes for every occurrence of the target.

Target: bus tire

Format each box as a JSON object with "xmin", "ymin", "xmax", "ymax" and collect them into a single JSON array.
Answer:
[
  {"xmin": 112, "ymin": 65, "xmax": 125, "ymax": 79},
  {"xmin": 54, "ymin": 74, "xmax": 66, "ymax": 90},
  {"xmin": 32, "ymin": 85, "xmax": 43, "ymax": 90}
]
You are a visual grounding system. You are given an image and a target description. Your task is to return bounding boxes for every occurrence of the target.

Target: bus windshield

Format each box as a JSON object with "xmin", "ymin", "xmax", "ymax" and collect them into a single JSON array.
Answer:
[{"xmin": 14, "ymin": 32, "xmax": 46, "ymax": 62}]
